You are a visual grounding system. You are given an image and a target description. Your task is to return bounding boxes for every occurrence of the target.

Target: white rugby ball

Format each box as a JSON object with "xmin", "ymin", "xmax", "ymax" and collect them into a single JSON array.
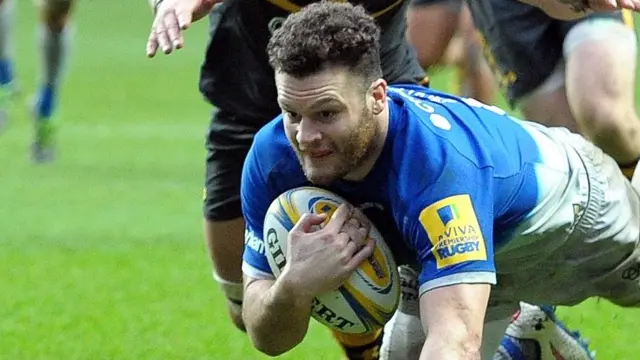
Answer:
[{"xmin": 263, "ymin": 186, "xmax": 400, "ymax": 334}]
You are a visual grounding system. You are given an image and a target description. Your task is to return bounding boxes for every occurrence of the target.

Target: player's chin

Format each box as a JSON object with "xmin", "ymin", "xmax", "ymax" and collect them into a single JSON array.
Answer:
[{"xmin": 303, "ymin": 166, "xmax": 341, "ymax": 186}]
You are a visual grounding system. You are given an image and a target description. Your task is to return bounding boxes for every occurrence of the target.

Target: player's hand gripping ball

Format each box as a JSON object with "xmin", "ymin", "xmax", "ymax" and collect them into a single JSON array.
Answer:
[{"xmin": 264, "ymin": 186, "xmax": 400, "ymax": 334}]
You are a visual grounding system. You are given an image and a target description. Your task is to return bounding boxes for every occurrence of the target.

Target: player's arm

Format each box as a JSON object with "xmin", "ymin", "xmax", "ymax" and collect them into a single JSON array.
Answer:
[
  {"xmin": 405, "ymin": 174, "xmax": 497, "ymax": 359},
  {"xmin": 239, "ymin": 144, "xmax": 373, "ymax": 355},
  {"xmin": 238, "ymin": 149, "xmax": 315, "ymax": 355},
  {"xmin": 242, "ymin": 207, "xmax": 373, "ymax": 355},
  {"xmin": 419, "ymin": 284, "xmax": 490, "ymax": 359},
  {"xmin": 146, "ymin": 0, "xmax": 219, "ymax": 57},
  {"xmin": 518, "ymin": 0, "xmax": 640, "ymax": 20},
  {"xmin": 242, "ymin": 276, "xmax": 315, "ymax": 356}
]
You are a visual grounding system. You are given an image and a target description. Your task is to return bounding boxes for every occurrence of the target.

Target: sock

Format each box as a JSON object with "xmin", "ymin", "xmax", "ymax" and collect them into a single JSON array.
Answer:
[
  {"xmin": 0, "ymin": 0, "xmax": 15, "ymax": 86},
  {"xmin": 37, "ymin": 22, "xmax": 72, "ymax": 119},
  {"xmin": 36, "ymin": 84, "xmax": 55, "ymax": 119},
  {"xmin": 332, "ymin": 328, "xmax": 384, "ymax": 360}
]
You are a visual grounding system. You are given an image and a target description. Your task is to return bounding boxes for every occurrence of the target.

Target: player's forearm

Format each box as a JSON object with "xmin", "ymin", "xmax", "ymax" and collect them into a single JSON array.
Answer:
[
  {"xmin": 420, "ymin": 334, "xmax": 482, "ymax": 360},
  {"xmin": 243, "ymin": 278, "xmax": 313, "ymax": 356}
]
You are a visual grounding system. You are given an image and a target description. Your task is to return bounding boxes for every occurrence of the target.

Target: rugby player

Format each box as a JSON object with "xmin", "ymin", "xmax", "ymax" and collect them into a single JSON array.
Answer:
[
  {"xmin": 0, "ymin": 0, "xmax": 75, "ymax": 162},
  {"xmin": 239, "ymin": 2, "xmax": 640, "ymax": 359},
  {"xmin": 467, "ymin": 0, "xmax": 640, "ymax": 180}
]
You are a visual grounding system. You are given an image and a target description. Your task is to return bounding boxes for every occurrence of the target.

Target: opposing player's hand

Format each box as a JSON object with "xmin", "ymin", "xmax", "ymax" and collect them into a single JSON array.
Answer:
[
  {"xmin": 147, "ymin": 0, "xmax": 219, "ymax": 57},
  {"xmin": 281, "ymin": 204, "xmax": 375, "ymax": 300},
  {"xmin": 586, "ymin": 0, "xmax": 640, "ymax": 12}
]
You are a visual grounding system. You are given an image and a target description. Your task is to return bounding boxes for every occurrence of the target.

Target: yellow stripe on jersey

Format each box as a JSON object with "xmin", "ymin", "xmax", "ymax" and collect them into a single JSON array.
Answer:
[{"xmin": 266, "ymin": 0, "xmax": 403, "ymax": 17}]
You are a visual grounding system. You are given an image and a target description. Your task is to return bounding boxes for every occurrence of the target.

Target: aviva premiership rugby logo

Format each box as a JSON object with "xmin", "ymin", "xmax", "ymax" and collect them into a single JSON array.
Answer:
[{"xmin": 419, "ymin": 194, "xmax": 487, "ymax": 269}]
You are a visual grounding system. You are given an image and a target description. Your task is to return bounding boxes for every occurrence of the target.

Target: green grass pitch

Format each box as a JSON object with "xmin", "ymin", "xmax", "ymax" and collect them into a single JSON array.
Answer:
[{"xmin": 1, "ymin": 1, "xmax": 639, "ymax": 358}]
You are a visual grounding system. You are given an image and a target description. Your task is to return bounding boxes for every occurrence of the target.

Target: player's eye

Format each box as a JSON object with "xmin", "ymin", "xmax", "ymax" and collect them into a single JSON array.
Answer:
[
  {"xmin": 317, "ymin": 110, "xmax": 337, "ymax": 122},
  {"xmin": 285, "ymin": 111, "xmax": 301, "ymax": 122}
]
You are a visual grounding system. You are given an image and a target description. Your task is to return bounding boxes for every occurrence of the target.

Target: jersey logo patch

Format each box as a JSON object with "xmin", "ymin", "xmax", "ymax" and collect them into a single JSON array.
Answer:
[{"xmin": 419, "ymin": 194, "xmax": 487, "ymax": 269}]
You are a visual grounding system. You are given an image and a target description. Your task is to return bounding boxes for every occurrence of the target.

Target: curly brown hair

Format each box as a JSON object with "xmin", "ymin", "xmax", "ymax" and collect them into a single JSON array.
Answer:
[{"xmin": 267, "ymin": 1, "xmax": 383, "ymax": 84}]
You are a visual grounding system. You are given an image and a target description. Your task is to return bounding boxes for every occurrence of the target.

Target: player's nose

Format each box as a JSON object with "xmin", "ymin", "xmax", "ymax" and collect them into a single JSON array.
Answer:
[{"xmin": 296, "ymin": 118, "xmax": 323, "ymax": 146}]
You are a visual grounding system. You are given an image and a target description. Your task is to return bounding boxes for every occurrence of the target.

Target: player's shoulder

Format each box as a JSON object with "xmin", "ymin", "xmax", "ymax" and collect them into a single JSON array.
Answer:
[
  {"xmin": 249, "ymin": 114, "xmax": 295, "ymax": 165},
  {"xmin": 245, "ymin": 114, "xmax": 306, "ymax": 188}
]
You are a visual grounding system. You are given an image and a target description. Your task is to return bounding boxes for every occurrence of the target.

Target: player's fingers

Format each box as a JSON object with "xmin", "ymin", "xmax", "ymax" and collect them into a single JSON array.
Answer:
[
  {"xmin": 349, "ymin": 207, "xmax": 371, "ymax": 236},
  {"xmin": 323, "ymin": 204, "xmax": 351, "ymax": 233},
  {"xmin": 292, "ymin": 212, "xmax": 327, "ymax": 234},
  {"xmin": 335, "ymin": 232, "xmax": 351, "ymax": 251},
  {"xmin": 175, "ymin": 6, "xmax": 193, "ymax": 30},
  {"xmin": 343, "ymin": 238, "xmax": 359, "ymax": 258},
  {"xmin": 353, "ymin": 227, "xmax": 369, "ymax": 248},
  {"xmin": 163, "ymin": 11, "xmax": 183, "ymax": 50},
  {"xmin": 346, "ymin": 238, "xmax": 375, "ymax": 270},
  {"xmin": 153, "ymin": 14, "xmax": 173, "ymax": 54},
  {"xmin": 618, "ymin": 0, "xmax": 639, "ymax": 10},
  {"xmin": 341, "ymin": 219, "xmax": 366, "ymax": 247},
  {"xmin": 146, "ymin": 30, "xmax": 160, "ymax": 58}
]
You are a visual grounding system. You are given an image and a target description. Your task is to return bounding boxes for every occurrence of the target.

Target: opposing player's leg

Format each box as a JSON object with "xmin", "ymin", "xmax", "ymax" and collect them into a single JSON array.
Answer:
[
  {"xmin": 0, "ymin": 0, "xmax": 15, "ymax": 131},
  {"xmin": 31, "ymin": 0, "xmax": 74, "ymax": 163},
  {"xmin": 407, "ymin": 0, "xmax": 495, "ymax": 103},
  {"xmin": 454, "ymin": 5, "xmax": 496, "ymax": 104},
  {"xmin": 564, "ymin": 12, "xmax": 640, "ymax": 179},
  {"xmin": 407, "ymin": 0, "xmax": 461, "ymax": 71},
  {"xmin": 381, "ymin": 266, "xmax": 595, "ymax": 360},
  {"xmin": 517, "ymin": 63, "xmax": 579, "ymax": 132},
  {"xmin": 203, "ymin": 109, "xmax": 257, "ymax": 332}
]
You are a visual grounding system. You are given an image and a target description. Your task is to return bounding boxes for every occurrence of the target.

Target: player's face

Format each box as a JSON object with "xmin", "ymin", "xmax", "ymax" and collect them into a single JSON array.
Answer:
[{"xmin": 276, "ymin": 68, "xmax": 380, "ymax": 186}]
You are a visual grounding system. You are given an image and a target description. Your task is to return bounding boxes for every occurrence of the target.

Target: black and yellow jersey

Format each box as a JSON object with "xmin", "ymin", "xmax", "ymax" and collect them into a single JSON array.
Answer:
[{"xmin": 199, "ymin": 0, "xmax": 426, "ymax": 122}]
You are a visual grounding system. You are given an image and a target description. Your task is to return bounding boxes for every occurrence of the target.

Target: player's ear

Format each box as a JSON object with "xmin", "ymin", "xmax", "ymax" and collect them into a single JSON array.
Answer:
[{"xmin": 370, "ymin": 78, "xmax": 387, "ymax": 115}]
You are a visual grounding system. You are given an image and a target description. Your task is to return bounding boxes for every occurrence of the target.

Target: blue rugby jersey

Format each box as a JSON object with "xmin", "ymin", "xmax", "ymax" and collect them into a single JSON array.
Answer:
[{"xmin": 241, "ymin": 84, "xmax": 576, "ymax": 294}]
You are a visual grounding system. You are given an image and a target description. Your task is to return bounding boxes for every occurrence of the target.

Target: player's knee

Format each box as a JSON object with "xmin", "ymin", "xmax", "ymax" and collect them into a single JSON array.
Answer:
[
  {"xmin": 38, "ymin": 0, "xmax": 73, "ymax": 31},
  {"xmin": 575, "ymin": 100, "xmax": 636, "ymax": 145}
]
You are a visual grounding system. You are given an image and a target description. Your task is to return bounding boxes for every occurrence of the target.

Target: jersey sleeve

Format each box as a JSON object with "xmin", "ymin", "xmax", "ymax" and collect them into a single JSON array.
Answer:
[
  {"xmin": 240, "ymin": 144, "xmax": 276, "ymax": 280},
  {"xmin": 405, "ymin": 166, "xmax": 497, "ymax": 296}
]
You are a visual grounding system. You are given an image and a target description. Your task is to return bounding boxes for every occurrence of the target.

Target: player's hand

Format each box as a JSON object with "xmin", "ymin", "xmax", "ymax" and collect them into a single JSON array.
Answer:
[
  {"xmin": 588, "ymin": 0, "xmax": 640, "ymax": 12},
  {"xmin": 281, "ymin": 204, "xmax": 375, "ymax": 300},
  {"xmin": 146, "ymin": 0, "xmax": 219, "ymax": 57},
  {"xmin": 557, "ymin": 0, "xmax": 640, "ymax": 13}
]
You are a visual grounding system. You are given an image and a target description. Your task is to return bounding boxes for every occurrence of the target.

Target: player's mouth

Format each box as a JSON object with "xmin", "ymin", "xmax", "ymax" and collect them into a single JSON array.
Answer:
[{"xmin": 307, "ymin": 149, "xmax": 333, "ymax": 159}]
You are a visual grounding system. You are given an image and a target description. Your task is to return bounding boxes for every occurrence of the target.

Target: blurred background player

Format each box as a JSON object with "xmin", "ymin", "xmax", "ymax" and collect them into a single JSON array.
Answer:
[
  {"xmin": 463, "ymin": 0, "xmax": 640, "ymax": 179},
  {"xmin": 0, "ymin": 0, "xmax": 74, "ymax": 163},
  {"xmin": 407, "ymin": 1, "xmax": 496, "ymax": 104}
]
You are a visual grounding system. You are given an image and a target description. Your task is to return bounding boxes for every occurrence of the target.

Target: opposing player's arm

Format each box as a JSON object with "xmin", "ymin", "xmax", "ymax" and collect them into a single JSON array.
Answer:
[
  {"xmin": 146, "ymin": 0, "xmax": 219, "ymax": 57},
  {"xmin": 518, "ymin": 0, "xmax": 640, "ymax": 20},
  {"xmin": 405, "ymin": 168, "xmax": 496, "ymax": 359}
]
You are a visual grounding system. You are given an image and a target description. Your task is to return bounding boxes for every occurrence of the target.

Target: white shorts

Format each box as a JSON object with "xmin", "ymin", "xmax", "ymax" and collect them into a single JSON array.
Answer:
[{"xmin": 487, "ymin": 127, "xmax": 640, "ymax": 321}]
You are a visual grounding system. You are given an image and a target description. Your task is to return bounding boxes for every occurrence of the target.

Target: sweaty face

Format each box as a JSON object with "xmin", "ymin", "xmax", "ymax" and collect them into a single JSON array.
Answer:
[{"xmin": 276, "ymin": 68, "xmax": 379, "ymax": 186}]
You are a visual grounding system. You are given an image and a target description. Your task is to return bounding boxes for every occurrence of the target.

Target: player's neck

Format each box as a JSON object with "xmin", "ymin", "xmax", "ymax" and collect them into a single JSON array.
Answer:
[{"xmin": 343, "ymin": 106, "xmax": 389, "ymax": 182}]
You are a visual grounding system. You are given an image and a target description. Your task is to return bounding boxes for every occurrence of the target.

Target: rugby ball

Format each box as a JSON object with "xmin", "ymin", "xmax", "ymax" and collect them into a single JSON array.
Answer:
[{"xmin": 263, "ymin": 186, "xmax": 400, "ymax": 334}]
